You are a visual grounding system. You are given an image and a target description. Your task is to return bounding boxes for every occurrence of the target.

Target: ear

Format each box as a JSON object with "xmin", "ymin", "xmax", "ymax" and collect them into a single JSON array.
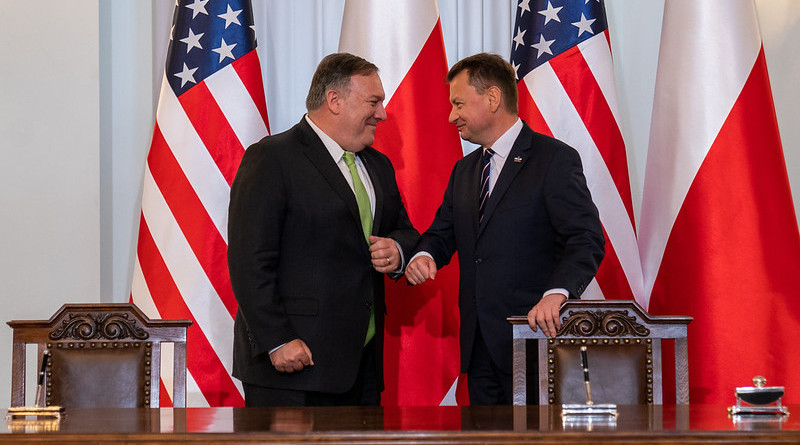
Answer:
[
  {"xmin": 326, "ymin": 89, "xmax": 342, "ymax": 114},
  {"xmin": 486, "ymin": 85, "xmax": 502, "ymax": 113}
]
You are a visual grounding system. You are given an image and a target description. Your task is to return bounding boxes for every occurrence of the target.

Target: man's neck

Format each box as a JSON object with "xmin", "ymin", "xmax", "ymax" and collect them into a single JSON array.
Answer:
[{"xmin": 482, "ymin": 113, "xmax": 520, "ymax": 148}]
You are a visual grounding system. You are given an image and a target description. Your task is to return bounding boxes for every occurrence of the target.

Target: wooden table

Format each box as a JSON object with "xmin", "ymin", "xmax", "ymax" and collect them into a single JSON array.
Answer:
[{"xmin": 3, "ymin": 404, "xmax": 798, "ymax": 444}]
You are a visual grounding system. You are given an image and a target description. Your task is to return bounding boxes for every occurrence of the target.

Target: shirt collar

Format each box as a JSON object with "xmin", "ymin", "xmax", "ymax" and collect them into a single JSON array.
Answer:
[{"xmin": 487, "ymin": 118, "xmax": 523, "ymax": 159}]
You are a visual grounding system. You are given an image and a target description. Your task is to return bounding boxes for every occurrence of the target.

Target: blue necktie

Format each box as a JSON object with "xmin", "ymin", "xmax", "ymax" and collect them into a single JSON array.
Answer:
[{"xmin": 479, "ymin": 147, "xmax": 494, "ymax": 222}]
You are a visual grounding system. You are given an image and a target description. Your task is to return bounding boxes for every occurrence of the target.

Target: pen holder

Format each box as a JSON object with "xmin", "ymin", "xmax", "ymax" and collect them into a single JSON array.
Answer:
[{"xmin": 561, "ymin": 346, "xmax": 617, "ymax": 418}]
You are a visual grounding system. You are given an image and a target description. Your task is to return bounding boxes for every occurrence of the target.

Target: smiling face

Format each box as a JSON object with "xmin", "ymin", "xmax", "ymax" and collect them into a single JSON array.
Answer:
[
  {"xmin": 448, "ymin": 70, "xmax": 494, "ymax": 147},
  {"xmin": 336, "ymin": 73, "xmax": 387, "ymax": 152}
]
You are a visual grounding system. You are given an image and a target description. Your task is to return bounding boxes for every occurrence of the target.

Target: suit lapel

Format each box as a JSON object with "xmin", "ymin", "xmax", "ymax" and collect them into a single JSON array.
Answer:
[
  {"xmin": 297, "ymin": 120, "xmax": 363, "ymax": 232},
  {"xmin": 477, "ymin": 125, "xmax": 534, "ymax": 237},
  {"xmin": 469, "ymin": 150, "xmax": 484, "ymax": 235}
]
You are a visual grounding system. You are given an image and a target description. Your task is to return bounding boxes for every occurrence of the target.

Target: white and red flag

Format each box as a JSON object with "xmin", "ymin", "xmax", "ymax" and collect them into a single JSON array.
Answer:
[
  {"xmin": 131, "ymin": 0, "xmax": 269, "ymax": 407},
  {"xmin": 640, "ymin": 0, "xmax": 800, "ymax": 403},
  {"xmin": 339, "ymin": 0, "xmax": 467, "ymax": 406},
  {"xmin": 510, "ymin": 0, "xmax": 643, "ymax": 303}
]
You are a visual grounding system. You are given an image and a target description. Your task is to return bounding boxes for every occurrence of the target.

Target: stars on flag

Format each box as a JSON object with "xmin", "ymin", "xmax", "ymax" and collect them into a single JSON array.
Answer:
[
  {"xmin": 180, "ymin": 28, "xmax": 204, "ymax": 53},
  {"xmin": 572, "ymin": 13, "xmax": 596, "ymax": 37},
  {"xmin": 212, "ymin": 38, "xmax": 237, "ymax": 63},
  {"xmin": 510, "ymin": 0, "xmax": 608, "ymax": 79},
  {"xmin": 518, "ymin": 0, "xmax": 532, "ymax": 17},
  {"xmin": 538, "ymin": 2, "xmax": 562, "ymax": 25},
  {"xmin": 185, "ymin": 0, "xmax": 209, "ymax": 19},
  {"xmin": 218, "ymin": 4, "xmax": 242, "ymax": 29},
  {"xmin": 166, "ymin": 0, "xmax": 257, "ymax": 96}
]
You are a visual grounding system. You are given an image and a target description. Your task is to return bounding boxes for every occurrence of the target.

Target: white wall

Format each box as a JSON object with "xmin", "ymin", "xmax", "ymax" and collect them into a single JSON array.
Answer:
[
  {"xmin": 0, "ymin": 0, "xmax": 798, "ymax": 406},
  {"xmin": 0, "ymin": 0, "xmax": 101, "ymax": 405}
]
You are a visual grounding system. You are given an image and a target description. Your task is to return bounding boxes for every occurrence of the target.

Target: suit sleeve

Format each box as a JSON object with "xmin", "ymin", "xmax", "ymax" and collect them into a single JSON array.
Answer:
[
  {"xmin": 543, "ymin": 146, "xmax": 605, "ymax": 297},
  {"xmin": 228, "ymin": 144, "xmax": 297, "ymax": 357},
  {"xmin": 372, "ymin": 152, "xmax": 420, "ymax": 273},
  {"xmin": 413, "ymin": 164, "xmax": 459, "ymax": 268}
]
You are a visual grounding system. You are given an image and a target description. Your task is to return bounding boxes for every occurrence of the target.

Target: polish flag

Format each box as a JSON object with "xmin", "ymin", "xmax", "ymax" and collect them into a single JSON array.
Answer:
[
  {"xmin": 339, "ymin": 0, "xmax": 467, "ymax": 406},
  {"xmin": 640, "ymin": 0, "xmax": 800, "ymax": 403}
]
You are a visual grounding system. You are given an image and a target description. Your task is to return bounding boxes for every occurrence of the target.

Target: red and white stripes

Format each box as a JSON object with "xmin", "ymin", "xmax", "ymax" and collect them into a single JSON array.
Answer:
[
  {"xmin": 518, "ymin": 30, "xmax": 644, "ymax": 304},
  {"xmin": 132, "ymin": 49, "xmax": 268, "ymax": 407}
]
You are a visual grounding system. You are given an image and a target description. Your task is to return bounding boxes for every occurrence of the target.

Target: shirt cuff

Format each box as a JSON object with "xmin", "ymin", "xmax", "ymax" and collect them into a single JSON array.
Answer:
[
  {"xmin": 544, "ymin": 288, "xmax": 570, "ymax": 299},
  {"xmin": 393, "ymin": 240, "xmax": 405, "ymax": 273},
  {"xmin": 269, "ymin": 342, "xmax": 287, "ymax": 355},
  {"xmin": 408, "ymin": 251, "xmax": 434, "ymax": 264}
]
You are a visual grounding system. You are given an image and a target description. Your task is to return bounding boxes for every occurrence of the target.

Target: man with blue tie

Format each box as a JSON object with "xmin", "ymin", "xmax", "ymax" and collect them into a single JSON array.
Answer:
[
  {"xmin": 228, "ymin": 53, "xmax": 419, "ymax": 406},
  {"xmin": 406, "ymin": 53, "xmax": 605, "ymax": 405}
]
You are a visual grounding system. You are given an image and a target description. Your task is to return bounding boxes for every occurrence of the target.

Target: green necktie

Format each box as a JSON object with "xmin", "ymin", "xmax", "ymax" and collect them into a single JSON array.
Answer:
[{"xmin": 342, "ymin": 152, "xmax": 375, "ymax": 345}]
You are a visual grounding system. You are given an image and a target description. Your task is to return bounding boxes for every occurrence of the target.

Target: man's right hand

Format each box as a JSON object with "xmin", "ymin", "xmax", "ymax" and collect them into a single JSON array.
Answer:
[
  {"xmin": 405, "ymin": 255, "xmax": 438, "ymax": 285},
  {"xmin": 269, "ymin": 339, "xmax": 314, "ymax": 373}
]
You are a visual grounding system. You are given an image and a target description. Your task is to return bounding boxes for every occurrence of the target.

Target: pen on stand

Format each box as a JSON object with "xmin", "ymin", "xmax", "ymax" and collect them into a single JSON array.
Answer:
[
  {"xmin": 580, "ymin": 346, "xmax": 593, "ymax": 406},
  {"xmin": 34, "ymin": 349, "xmax": 50, "ymax": 408}
]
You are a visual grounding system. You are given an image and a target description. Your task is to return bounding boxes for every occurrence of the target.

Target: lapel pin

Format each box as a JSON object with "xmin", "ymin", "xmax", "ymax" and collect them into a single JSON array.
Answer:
[{"xmin": 513, "ymin": 156, "xmax": 523, "ymax": 163}]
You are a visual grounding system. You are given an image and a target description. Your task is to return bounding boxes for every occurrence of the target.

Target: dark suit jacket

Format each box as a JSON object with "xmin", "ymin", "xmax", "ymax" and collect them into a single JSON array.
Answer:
[
  {"xmin": 415, "ymin": 122, "xmax": 605, "ymax": 375},
  {"xmin": 228, "ymin": 118, "xmax": 419, "ymax": 393}
]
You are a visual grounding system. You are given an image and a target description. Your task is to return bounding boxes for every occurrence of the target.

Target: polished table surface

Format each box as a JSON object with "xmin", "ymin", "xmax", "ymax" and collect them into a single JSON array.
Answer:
[{"xmin": 3, "ymin": 404, "xmax": 799, "ymax": 444}]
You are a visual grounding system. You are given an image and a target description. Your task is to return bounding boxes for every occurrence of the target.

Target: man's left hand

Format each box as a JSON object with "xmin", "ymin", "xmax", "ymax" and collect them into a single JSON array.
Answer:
[
  {"xmin": 369, "ymin": 236, "xmax": 400, "ymax": 274},
  {"xmin": 527, "ymin": 293, "xmax": 567, "ymax": 337}
]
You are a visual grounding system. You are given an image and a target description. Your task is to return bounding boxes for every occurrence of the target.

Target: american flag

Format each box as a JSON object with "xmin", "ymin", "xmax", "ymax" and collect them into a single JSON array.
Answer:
[
  {"xmin": 510, "ymin": 0, "xmax": 643, "ymax": 303},
  {"xmin": 131, "ymin": 0, "xmax": 269, "ymax": 407}
]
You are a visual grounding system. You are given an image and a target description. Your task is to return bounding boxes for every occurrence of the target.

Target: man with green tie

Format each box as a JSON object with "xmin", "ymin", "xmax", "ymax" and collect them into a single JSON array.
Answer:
[{"xmin": 228, "ymin": 53, "xmax": 419, "ymax": 406}]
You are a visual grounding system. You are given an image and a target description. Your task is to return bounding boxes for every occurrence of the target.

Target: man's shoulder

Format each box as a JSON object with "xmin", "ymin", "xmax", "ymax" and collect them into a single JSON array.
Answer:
[
  {"xmin": 359, "ymin": 146, "xmax": 394, "ymax": 168},
  {"xmin": 246, "ymin": 120, "xmax": 310, "ymax": 156},
  {"xmin": 518, "ymin": 123, "xmax": 579, "ymax": 159}
]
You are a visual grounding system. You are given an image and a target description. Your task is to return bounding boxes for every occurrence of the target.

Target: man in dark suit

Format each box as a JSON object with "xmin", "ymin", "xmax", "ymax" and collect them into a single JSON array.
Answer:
[
  {"xmin": 405, "ymin": 53, "xmax": 605, "ymax": 405},
  {"xmin": 228, "ymin": 53, "xmax": 419, "ymax": 406}
]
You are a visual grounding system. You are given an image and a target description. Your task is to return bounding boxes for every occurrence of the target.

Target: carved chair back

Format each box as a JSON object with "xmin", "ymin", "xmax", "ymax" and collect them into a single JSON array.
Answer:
[
  {"xmin": 508, "ymin": 300, "xmax": 691, "ymax": 405},
  {"xmin": 8, "ymin": 303, "xmax": 191, "ymax": 408}
]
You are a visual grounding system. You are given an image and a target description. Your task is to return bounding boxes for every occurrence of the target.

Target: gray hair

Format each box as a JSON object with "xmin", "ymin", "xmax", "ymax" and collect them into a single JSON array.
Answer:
[{"xmin": 305, "ymin": 53, "xmax": 379, "ymax": 111}]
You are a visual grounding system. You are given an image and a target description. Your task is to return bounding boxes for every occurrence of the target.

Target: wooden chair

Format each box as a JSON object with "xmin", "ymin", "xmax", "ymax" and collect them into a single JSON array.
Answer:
[
  {"xmin": 508, "ymin": 300, "xmax": 691, "ymax": 406},
  {"xmin": 8, "ymin": 303, "xmax": 191, "ymax": 408}
]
